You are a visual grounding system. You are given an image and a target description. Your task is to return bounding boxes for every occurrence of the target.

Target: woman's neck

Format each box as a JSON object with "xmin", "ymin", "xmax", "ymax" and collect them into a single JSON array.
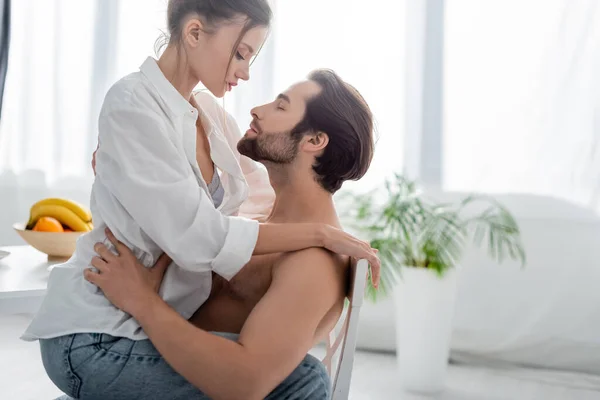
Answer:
[{"xmin": 157, "ymin": 46, "xmax": 199, "ymax": 101}]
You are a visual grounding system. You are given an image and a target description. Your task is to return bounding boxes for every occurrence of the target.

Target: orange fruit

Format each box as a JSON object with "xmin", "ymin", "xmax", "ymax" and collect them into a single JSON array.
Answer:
[{"xmin": 32, "ymin": 217, "xmax": 65, "ymax": 232}]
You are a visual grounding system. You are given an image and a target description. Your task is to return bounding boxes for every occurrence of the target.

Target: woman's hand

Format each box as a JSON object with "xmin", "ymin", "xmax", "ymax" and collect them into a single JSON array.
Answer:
[
  {"xmin": 321, "ymin": 225, "xmax": 381, "ymax": 288},
  {"xmin": 84, "ymin": 228, "xmax": 172, "ymax": 315}
]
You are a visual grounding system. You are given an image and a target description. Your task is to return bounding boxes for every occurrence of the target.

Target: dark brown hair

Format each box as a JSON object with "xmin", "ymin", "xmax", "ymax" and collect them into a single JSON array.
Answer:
[
  {"xmin": 292, "ymin": 69, "xmax": 375, "ymax": 193},
  {"xmin": 159, "ymin": 0, "xmax": 272, "ymax": 68}
]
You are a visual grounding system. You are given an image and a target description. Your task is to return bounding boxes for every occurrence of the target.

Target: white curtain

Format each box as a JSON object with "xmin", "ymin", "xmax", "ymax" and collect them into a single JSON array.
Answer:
[
  {"xmin": 0, "ymin": 0, "xmax": 406, "ymax": 244},
  {"xmin": 228, "ymin": 0, "xmax": 406, "ymax": 194},
  {"xmin": 444, "ymin": 0, "xmax": 600, "ymax": 212},
  {"xmin": 0, "ymin": 0, "xmax": 169, "ymax": 245},
  {"xmin": 0, "ymin": 0, "xmax": 404, "ymax": 185},
  {"xmin": 441, "ymin": 0, "xmax": 600, "ymax": 375},
  {"xmin": 0, "ymin": 0, "xmax": 169, "ymax": 181},
  {"xmin": 0, "ymin": 0, "xmax": 97, "ymax": 181}
]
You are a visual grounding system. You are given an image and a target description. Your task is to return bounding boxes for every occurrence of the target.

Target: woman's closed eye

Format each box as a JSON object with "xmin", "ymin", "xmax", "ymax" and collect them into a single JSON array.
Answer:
[{"xmin": 236, "ymin": 51, "xmax": 246, "ymax": 61}]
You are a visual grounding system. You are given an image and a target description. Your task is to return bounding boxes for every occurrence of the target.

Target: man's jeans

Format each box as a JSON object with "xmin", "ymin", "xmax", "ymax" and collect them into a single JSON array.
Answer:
[{"xmin": 41, "ymin": 332, "xmax": 330, "ymax": 400}]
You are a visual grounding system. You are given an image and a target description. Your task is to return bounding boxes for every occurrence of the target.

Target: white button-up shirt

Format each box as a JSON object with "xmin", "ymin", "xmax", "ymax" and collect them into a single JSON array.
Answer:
[{"xmin": 22, "ymin": 58, "xmax": 275, "ymax": 341}]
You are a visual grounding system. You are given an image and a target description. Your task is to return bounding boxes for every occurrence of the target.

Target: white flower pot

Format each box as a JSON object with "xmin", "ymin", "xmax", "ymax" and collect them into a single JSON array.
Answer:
[{"xmin": 393, "ymin": 266, "xmax": 458, "ymax": 394}]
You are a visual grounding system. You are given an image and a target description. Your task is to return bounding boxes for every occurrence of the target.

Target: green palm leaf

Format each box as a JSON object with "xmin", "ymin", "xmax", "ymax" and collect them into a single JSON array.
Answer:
[{"xmin": 342, "ymin": 175, "xmax": 527, "ymax": 302}]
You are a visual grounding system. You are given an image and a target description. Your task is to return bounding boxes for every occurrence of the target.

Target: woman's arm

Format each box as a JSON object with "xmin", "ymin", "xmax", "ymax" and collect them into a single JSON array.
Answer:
[
  {"xmin": 256, "ymin": 223, "xmax": 380, "ymax": 279},
  {"xmin": 97, "ymin": 107, "xmax": 257, "ymax": 280},
  {"xmin": 97, "ymin": 107, "xmax": 380, "ymax": 283}
]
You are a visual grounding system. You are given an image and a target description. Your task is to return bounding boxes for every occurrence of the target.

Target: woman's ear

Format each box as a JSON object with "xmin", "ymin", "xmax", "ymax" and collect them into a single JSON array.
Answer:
[
  {"xmin": 303, "ymin": 131, "xmax": 329, "ymax": 153},
  {"xmin": 183, "ymin": 18, "xmax": 204, "ymax": 47}
]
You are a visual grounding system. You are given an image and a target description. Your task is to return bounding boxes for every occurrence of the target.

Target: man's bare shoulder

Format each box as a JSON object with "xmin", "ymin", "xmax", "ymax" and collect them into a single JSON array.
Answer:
[
  {"xmin": 277, "ymin": 248, "xmax": 348, "ymax": 271},
  {"xmin": 272, "ymin": 248, "xmax": 349, "ymax": 294},
  {"xmin": 267, "ymin": 249, "xmax": 349, "ymax": 343}
]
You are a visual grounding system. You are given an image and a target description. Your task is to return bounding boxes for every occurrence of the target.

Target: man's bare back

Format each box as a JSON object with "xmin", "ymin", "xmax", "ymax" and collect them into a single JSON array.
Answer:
[{"xmin": 190, "ymin": 250, "xmax": 349, "ymax": 345}]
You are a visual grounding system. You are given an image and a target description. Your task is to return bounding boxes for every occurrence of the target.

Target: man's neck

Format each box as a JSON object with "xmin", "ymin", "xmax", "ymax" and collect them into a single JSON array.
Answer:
[{"xmin": 265, "ymin": 165, "xmax": 340, "ymax": 228}]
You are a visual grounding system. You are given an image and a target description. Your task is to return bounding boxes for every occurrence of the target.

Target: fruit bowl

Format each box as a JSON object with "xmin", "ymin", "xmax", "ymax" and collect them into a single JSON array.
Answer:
[{"xmin": 13, "ymin": 222, "xmax": 84, "ymax": 261}]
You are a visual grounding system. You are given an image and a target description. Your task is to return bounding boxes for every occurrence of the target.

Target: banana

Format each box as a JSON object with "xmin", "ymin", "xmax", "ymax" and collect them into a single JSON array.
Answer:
[
  {"xmin": 28, "ymin": 204, "xmax": 92, "ymax": 232},
  {"xmin": 27, "ymin": 198, "xmax": 92, "ymax": 229}
]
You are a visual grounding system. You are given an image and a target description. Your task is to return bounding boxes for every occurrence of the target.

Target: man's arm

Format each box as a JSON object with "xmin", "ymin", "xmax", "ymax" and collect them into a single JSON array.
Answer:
[{"xmin": 133, "ymin": 249, "xmax": 344, "ymax": 400}]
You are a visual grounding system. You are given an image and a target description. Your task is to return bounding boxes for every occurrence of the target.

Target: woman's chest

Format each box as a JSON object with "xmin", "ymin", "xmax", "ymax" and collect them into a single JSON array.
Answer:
[
  {"xmin": 167, "ymin": 117, "xmax": 247, "ymax": 214},
  {"xmin": 195, "ymin": 123, "xmax": 215, "ymax": 185}
]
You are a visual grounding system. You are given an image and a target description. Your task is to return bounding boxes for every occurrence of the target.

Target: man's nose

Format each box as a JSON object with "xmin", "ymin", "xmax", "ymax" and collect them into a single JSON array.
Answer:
[{"xmin": 250, "ymin": 106, "xmax": 262, "ymax": 120}]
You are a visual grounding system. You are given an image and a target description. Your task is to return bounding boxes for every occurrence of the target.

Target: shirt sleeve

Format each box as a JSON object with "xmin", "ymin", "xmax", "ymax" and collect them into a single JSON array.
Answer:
[
  {"xmin": 96, "ymin": 107, "xmax": 258, "ymax": 280},
  {"xmin": 223, "ymin": 113, "xmax": 276, "ymax": 221},
  {"xmin": 239, "ymin": 162, "xmax": 276, "ymax": 221}
]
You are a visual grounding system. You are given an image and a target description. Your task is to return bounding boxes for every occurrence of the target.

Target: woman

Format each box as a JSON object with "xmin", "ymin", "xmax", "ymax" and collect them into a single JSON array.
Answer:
[{"xmin": 23, "ymin": 1, "xmax": 379, "ymax": 399}]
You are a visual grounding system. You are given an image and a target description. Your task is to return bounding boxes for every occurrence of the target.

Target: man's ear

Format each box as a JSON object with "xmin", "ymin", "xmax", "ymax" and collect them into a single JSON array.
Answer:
[{"xmin": 303, "ymin": 131, "xmax": 329, "ymax": 153}]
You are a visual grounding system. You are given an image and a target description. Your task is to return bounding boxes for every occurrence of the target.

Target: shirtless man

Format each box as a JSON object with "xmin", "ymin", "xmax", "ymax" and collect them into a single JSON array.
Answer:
[{"xmin": 85, "ymin": 69, "xmax": 375, "ymax": 400}]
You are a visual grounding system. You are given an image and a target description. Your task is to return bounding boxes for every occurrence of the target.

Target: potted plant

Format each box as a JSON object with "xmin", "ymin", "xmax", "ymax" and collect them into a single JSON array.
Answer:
[{"xmin": 346, "ymin": 174, "xmax": 526, "ymax": 394}]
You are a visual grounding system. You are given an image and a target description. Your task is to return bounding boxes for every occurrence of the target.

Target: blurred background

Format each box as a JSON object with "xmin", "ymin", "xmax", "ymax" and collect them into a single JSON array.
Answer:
[{"xmin": 1, "ymin": 1, "xmax": 600, "ymax": 399}]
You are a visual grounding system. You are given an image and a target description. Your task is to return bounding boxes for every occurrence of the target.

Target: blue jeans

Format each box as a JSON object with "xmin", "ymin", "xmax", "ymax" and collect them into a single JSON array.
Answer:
[{"xmin": 41, "ymin": 332, "xmax": 330, "ymax": 400}]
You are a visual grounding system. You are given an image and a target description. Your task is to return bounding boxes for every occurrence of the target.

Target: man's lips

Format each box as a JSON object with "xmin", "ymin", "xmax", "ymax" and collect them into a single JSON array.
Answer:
[{"xmin": 246, "ymin": 120, "xmax": 261, "ymax": 136}]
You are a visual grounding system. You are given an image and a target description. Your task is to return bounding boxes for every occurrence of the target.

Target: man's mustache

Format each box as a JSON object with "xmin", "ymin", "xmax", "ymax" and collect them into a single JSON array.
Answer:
[{"xmin": 250, "ymin": 119, "xmax": 263, "ymax": 135}]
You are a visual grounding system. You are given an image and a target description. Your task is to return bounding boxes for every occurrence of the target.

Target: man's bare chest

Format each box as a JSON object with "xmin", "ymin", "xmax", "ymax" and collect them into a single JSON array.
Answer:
[
  {"xmin": 210, "ymin": 253, "xmax": 281, "ymax": 303},
  {"xmin": 190, "ymin": 254, "xmax": 281, "ymax": 333}
]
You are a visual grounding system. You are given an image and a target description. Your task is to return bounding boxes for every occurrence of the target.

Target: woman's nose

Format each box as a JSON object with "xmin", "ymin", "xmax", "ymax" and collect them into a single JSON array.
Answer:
[{"xmin": 237, "ymin": 66, "xmax": 250, "ymax": 82}]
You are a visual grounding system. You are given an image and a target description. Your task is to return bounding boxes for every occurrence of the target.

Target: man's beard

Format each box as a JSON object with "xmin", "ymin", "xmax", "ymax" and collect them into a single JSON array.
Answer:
[{"xmin": 237, "ymin": 130, "xmax": 302, "ymax": 164}]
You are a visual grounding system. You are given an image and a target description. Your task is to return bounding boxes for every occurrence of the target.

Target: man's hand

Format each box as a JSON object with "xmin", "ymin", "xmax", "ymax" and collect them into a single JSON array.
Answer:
[{"xmin": 84, "ymin": 228, "xmax": 172, "ymax": 314}]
